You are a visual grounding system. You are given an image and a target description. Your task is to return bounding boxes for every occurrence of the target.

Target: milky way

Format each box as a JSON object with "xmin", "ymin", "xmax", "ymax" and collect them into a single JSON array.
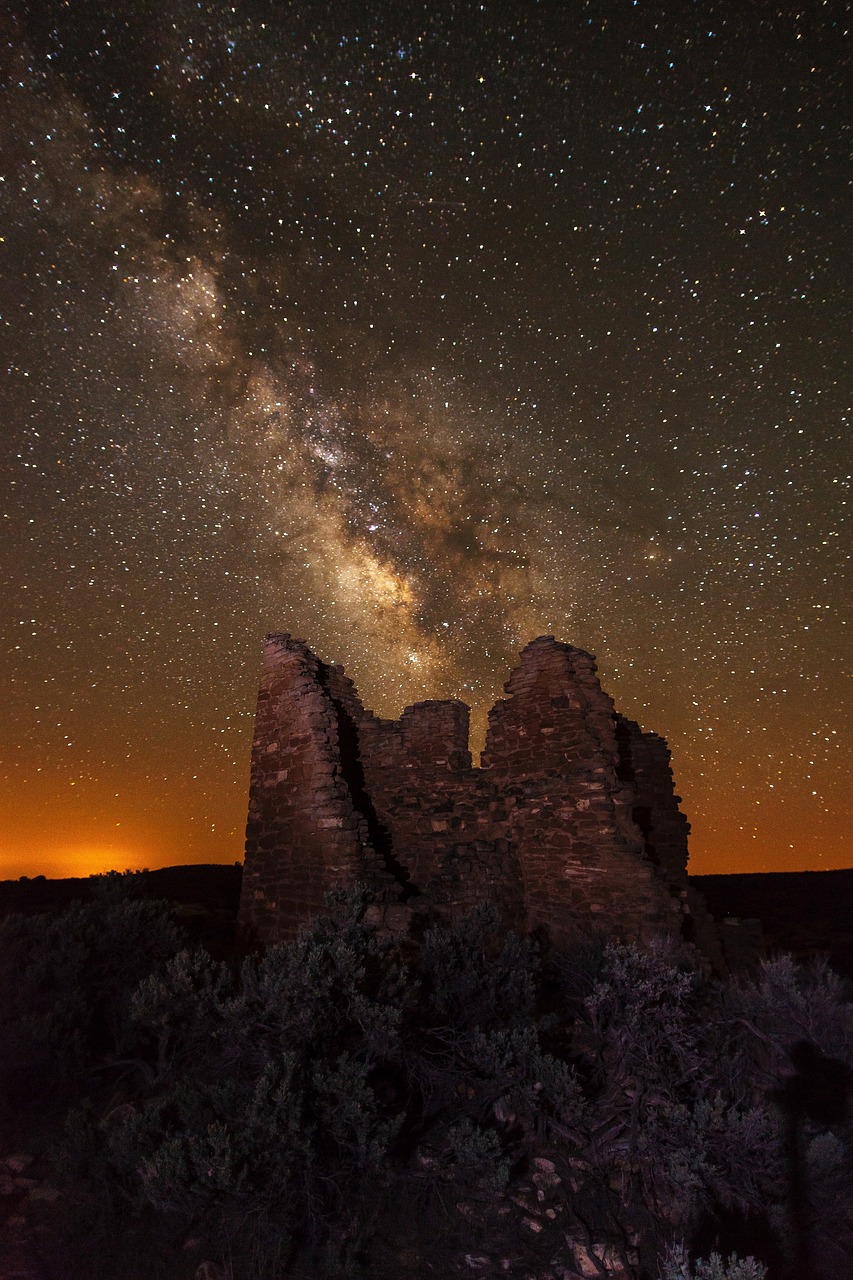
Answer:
[{"xmin": 2, "ymin": 1, "xmax": 849, "ymax": 877}]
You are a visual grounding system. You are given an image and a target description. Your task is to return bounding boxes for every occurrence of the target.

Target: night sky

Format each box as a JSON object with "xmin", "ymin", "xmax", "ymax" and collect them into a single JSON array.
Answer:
[{"xmin": 2, "ymin": 1, "xmax": 850, "ymax": 880}]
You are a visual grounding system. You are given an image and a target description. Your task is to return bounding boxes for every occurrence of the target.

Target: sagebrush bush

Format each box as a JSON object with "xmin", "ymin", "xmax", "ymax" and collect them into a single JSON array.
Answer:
[
  {"xmin": 659, "ymin": 1242, "xmax": 767, "ymax": 1280},
  {"xmin": 3, "ymin": 881, "xmax": 851, "ymax": 1279},
  {"xmin": 0, "ymin": 872, "xmax": 183, "ymax": 1094},
  {"xmin": 715, "ymin": 954, "xmax": 853, "ymax": 1098}
]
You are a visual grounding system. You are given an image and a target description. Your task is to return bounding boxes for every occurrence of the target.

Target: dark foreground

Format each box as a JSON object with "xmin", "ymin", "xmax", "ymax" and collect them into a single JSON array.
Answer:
[
  {"xmin": 2, "ymin": 864, "xmax": 851, "ymax": 977},
  {"xmin": 694, "ymin": 869, "xmax": 853, "ymax": 980},
  {"xmin": 0, "ymin": 868, "xmax": 851, "ymax": 1280}
]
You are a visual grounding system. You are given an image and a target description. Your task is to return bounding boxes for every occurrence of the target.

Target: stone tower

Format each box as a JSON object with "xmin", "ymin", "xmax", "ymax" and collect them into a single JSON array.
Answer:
[{"xmin": 239, "ymin": 633, "xmax": 721, "ymax": 958}]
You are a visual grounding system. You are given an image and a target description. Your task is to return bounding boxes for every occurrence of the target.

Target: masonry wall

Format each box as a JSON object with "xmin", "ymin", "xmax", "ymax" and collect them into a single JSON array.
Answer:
[
  {"xmin": 239, "ymin": 633, "xmax": 696, "ymax": 951},
  {"xmin": 479, "ymin": 638, "xmax": 683, "ymax": 946},
  {"xmin": 240, "ymin": 636, "xmax": 392, "ymax": 941}
]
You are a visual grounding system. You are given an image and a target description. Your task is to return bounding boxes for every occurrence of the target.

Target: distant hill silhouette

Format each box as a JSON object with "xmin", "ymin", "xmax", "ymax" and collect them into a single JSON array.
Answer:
[
  {"xmin": 1, "ymin": 863, "xmax": 850, "ymax": 976},
  {"xmin": 695, "ymin": 869, "xmax": 853, "ymax": 978},
  {"xmin": 0, "ymin": 864, "xmax": 243, "ymax": 957}
]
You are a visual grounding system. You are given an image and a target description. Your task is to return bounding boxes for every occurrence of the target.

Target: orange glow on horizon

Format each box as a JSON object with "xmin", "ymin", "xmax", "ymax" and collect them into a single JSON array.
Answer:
[
  {"xmin": 1, "ymin": 838, "xmax": 245, "ymax": 883},
  {"xmin": 2, "ymin": 787, "xmax": 850, "ymax": 883},
  {"xmin": 1, "ymin": 844, "xmax": 144, "ymax": 882},
  {"xmin": 1, "ymin": 683, "xmax": 849, "ymax": 884}
]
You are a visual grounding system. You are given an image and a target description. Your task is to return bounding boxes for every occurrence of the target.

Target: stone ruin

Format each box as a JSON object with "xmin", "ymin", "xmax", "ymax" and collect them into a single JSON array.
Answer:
[{"xmin": 238, "ymin": 633, "xmax": 741, "ymax": 966}]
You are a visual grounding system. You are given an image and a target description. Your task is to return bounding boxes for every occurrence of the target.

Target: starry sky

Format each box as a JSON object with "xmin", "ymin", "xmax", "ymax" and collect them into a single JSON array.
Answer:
[{"xmin": 2, "ymin": 0, "xmax": 850, "ymax": 880}]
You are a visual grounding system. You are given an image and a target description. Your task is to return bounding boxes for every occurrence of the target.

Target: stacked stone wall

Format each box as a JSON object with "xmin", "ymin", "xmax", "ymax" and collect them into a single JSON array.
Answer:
[
  {"xmin": 476, "ymin": 638, "xmax": 684, "ymax": 946},
  {"xmin": 239, "ymin": 633, "xmax": 704, "ymax": 955},
  {"xmin": 615, "ymin": 717, "xmax": 690, "ymax": 890},
  {"xmin": 240, "ymin": 636, "xmax": 391, "ymax": 941}
]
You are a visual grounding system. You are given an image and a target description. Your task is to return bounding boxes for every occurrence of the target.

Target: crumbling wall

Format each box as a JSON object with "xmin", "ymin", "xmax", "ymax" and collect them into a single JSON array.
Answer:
[
  {"xmin": 240, "ymin": 636, "xmax": 391, "ymax": 941},
  {"xmin": 479, "ymin": 638, "xmax": 684, "ymax": 947},
  {"xmin": 239, "ymin": 633, "xmax": 701, "ymax": 952},
  {"xmin": 614, "ymin": 717, "xmax": 690, "ymax": 890}
]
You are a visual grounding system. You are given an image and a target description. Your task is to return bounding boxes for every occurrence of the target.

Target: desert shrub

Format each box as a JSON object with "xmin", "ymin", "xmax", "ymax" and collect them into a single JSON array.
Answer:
[
  {"xmin": 35, "ymin": 894, "xmax": 853, "ymax": 1278},
  {"xmin": 701, "ymin": 953, "xmax": 853, "ymax": 1277},
  {"xmin": 444, "ymin": 1116, "xmax": 510, "ymax": 1191},
  {"xmin": 564, "ymin": 943, "xmax": 790, "ymax": 1267},
  {"xmin": 231, "ymin": 887, "xmax": 406, "ymax": 1067},
  {"xmin": 463, "ymin": 1026, "xmax": 588, "ymax": 1133},
  {"xmin": 803, "ymin": 1129, "xmax": 853, "ymax": 1278},
  {"xmin": 714, "ymin": 954, "xmax": 853, "ymax": 1098},
  {"xmin": 130, "ymin": 946, "xmax": 236, "ymax": 1082},
  {"xmin": 0, "ymin": 872, "xmax": 183, "ymax": 1100},
  {"xmin": 57, "ymin": 899, "xmax": 552, "ymax": 1275},
  {"xmin": 577, "ymin": 943, "xmax": 710, "ymax": 1209},
  {"xmin": 64, "ymin": 890, "xmax": 406, "ymax": 1276},
  {"xmin": 418, "ymin": 901, "xmax": 538, "ymax": 1031},
  {"xmin": 659, "ymin": 1242, "xmax": 766, "ymax": 1279},
  {"xmin": 581, "ymin": 940, "xmax": 703, "ymax": 1095},
  {"xmin": 401, "ymin": 906, "xmax": 549, "ymax": 1118}
]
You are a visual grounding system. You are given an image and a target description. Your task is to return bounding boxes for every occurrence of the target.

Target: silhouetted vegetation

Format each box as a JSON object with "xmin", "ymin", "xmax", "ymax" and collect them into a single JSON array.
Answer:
[{"xmin": 1, "ymin": 877, "xmax": 851, "ymax": 1279}]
